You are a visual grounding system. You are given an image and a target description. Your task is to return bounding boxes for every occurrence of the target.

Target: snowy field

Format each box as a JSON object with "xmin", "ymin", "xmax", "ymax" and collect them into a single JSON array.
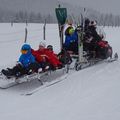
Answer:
[{"xmin": 0, "ymin": 23, "xmax": 120, "ymax": 120}]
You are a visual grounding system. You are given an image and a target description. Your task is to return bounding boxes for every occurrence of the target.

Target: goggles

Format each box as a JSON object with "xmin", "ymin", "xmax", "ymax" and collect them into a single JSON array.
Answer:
[{"xmin": 21, "ymin": 49, "xmax": 28, "ymax": 54}]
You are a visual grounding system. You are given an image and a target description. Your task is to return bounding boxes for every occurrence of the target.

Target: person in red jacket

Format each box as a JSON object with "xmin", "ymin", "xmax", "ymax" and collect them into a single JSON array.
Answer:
[{"xmin": 32, "ymin": 42, "xmax": 62, "ymax": 70}]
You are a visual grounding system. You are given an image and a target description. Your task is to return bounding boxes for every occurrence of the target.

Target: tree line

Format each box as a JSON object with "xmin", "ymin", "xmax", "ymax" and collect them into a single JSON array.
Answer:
[
  {"xmin": 0, "ymin": 11, "xmax": 55, "ymax": 23},
  {"xmin": 0, "ymin": 10, "xmax": 120, "ymax": 27}
]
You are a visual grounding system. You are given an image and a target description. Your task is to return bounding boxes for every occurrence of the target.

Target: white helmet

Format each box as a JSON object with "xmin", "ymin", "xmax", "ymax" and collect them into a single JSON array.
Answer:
[
  {"xmin": 90, "ymin": 20, "xmax": 97, "ymax": 26},
  {"xmin": 39, "ymin": 41, "xmax": 46, "ymax": 47}
]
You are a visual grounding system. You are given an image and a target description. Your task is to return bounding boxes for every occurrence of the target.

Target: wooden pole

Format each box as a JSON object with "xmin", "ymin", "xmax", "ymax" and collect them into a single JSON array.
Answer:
[
  {"xmin": 11, "ymin": 22, "xmax": 13, "ymax": 27},
  {"xmin": 26, "ymin": 20, "xmax": 28, "ymax": 26},
  {"xmin": 24, "ymin": 28, "xmax": 28, "ymax": 43},
  {"xmin": 59, "ymin": 24, "xmax": 64, "ymax": 51},
  {"xmin": 43, "ymin": 19, "xmax": 46, "ymax": 40}
]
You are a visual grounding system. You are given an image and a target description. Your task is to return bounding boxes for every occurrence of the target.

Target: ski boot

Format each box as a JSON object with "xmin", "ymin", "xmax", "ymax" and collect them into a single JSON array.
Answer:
[{"xmin": 1, "ymin": 69, "xmax": 13, "ymax": 79}]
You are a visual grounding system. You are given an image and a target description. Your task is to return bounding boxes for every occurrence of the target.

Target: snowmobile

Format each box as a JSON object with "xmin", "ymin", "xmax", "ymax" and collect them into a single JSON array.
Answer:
[{"xmin": 73, "ymin": 25, "xmax": 118, "ymax": 71}]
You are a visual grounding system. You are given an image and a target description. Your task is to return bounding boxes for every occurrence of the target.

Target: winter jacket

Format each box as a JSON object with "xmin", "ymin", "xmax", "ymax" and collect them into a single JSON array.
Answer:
[
  {"xmin": 32, "ymin": 48, "xmax": 62, "ymax": 67},
  {"xmin": 88, "ymin": 26, "xmax": 101, "ymax": 42},
  {"xmin": 64, "ymin": 31, "xmax": 78, "ymax": 48},
  {"xmin": 19, "ymin": 51, "xmax": 35, "ymax": 68}
]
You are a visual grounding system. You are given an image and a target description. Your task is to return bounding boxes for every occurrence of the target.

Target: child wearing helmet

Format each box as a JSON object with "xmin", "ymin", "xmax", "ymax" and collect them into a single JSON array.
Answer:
[
  {"xmin": 47, "ymin": 45, "xmax": 53, "ymax": 51},
  {"xmin": 1, "ymin": 44, "xmax": 40, "ymax": 78},
  {"xmin": 64, "ymin": 26, "xmax": 78, "ymax": 54},
  {"xmin": 19, "ymin": 44, "xmax": 35, "ymax": 68},
  {"xmin": 47, "ymin": 45, "xmax": 58, "ymax": 56}
]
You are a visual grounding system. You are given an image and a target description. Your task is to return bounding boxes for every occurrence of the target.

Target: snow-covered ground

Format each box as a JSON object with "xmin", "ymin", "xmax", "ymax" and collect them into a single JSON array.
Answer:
[{"xmin": 0, "ymin": 23, "xmax": 120, "ymax": 120}]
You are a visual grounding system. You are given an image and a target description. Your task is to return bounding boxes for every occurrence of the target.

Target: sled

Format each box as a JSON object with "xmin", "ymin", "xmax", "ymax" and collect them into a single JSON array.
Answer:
[{"xmin": 0, "ymin": 66, "xmax": 68, "ymax": 89}]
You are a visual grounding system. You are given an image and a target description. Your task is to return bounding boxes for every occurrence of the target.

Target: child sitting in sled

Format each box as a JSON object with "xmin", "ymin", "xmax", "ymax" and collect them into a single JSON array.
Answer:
[
  {"xmin": 32, "ymin": 42, "xmax": 63, "ymax": 71},
  {"xmin": 1, "ymin": 44, "xmax": 40, "ymax": 78}
]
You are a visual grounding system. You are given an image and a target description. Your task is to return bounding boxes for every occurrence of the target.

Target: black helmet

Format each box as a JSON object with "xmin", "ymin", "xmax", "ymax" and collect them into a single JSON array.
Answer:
[
  {"xmin": 47, "ymin": 45, "xmax": 53, "ymax": 51},
  {"xmin": 85, "ymin": 18, "xmax": 90, "ymax": 24}
]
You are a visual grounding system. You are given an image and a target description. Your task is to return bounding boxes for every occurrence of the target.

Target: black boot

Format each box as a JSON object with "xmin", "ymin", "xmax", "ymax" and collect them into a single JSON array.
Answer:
[
  {"xmin": 1, "ymin": 69, "xmax": 13, "ymax": 78},
  {"xmin": 7, "ymin": 68, "xmax": 13, "ymax": 72}
]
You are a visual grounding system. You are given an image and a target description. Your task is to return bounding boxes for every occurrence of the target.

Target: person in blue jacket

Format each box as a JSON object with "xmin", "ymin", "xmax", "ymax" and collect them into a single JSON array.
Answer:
[
  {"xmin": 64, "ymin": 26, "xmax": 78, "ymax": 54},
  {"xmin": 19, "ymin": 44, "xmax": 35, "ymax": 68},
  {"xmin": 1, "ymin": 44, "xmax": 40, "ymax": 78}
]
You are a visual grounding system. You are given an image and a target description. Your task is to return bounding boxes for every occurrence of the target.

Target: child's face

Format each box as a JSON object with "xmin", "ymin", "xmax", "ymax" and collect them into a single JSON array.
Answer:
[
  {"xmin": 39, "ymin": 45, "xmax": 45, "ymax": 50},
  {"xmin": 21, "ymin": 50, "xmax": 28, "ymax": 54}
]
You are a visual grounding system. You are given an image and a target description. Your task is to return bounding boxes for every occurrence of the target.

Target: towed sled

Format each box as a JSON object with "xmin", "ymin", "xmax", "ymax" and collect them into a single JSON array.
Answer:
[{"xmin": 0, "ymin": 65, "xmax": 69, "ymax": 89}]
